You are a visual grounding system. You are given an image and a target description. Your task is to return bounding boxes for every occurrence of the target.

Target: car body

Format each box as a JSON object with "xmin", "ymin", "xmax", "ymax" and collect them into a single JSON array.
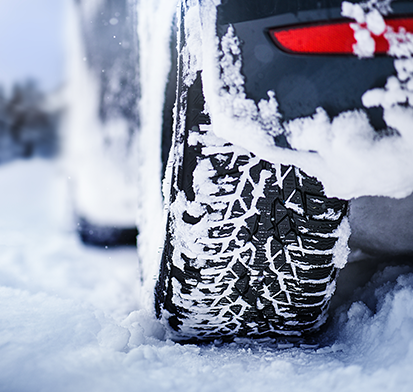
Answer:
[
  {"xmin": 214, "ymin": 0, "xmax": 413, "ymax": 256},
  {"xmin": 218, "ymin": 0, "xmax": 403, "ymax": 129}
]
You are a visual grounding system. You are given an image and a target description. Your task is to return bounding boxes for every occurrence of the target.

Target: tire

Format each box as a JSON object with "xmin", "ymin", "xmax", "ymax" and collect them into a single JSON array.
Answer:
[
  {"xmin": 76, "ymin": 216, "xmax": 138, "ymax": 247},
  {"xmin": 155, "ymin": 72, "xmax": 348, "ymax": 341}
]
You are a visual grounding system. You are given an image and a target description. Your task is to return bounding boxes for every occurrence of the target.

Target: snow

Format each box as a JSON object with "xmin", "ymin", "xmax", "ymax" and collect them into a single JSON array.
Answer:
[{"xmin": 0, "ymin": 158, "xmax": 412, "ymax": 391}]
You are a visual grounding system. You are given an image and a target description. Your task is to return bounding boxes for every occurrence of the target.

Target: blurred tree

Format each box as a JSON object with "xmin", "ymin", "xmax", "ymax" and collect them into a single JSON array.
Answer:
[{"xmin": 0, "ymin": 80, "xmax": 60, "ymax": 162}]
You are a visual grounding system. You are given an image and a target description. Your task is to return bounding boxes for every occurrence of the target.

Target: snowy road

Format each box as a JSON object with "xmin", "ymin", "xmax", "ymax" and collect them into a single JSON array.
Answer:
[{"xmin": 0, "ymin": 159, "xmax": 413, "ymax": 392}]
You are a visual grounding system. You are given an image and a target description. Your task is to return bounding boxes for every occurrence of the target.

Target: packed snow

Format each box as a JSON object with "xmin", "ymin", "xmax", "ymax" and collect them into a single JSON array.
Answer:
[{"xmin": 0, "ymin": 159, "xmax": 412, "ymax": 391}]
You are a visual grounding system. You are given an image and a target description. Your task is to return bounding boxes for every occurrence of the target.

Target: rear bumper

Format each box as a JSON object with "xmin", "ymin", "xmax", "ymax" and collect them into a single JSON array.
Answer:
[{"xmin": 218, "ymin": 11, "xmax": 396, "ymax": 130}]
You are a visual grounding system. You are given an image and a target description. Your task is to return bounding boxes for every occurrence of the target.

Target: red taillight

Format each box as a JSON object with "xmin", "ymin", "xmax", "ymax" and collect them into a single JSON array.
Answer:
[{"xmin": 269, "ymin": 17, "xmax": 413, "ymax": 55}]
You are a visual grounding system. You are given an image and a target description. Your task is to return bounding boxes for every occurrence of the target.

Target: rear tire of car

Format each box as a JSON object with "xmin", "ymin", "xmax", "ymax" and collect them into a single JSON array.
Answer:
[{"xmin": 155, "ymin": 72, "xmax": 348, "ymax": 342}]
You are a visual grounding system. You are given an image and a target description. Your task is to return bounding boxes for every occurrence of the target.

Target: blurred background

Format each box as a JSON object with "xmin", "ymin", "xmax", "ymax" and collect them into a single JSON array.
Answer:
[
  {"xmin": 0, "ymin": 0, "xmax": 141, "ymax": 246},
  {"xmin": 0, "ymin": 0, "xmax": 66, "ymax": 161}
]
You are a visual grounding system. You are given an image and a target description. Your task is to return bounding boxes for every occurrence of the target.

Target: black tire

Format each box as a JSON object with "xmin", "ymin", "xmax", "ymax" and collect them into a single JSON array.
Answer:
[
  {"xmin": 76, "ymin": 216, "xmax": 138, "ymax": 247},
  {"xmin": 155, "ymin": 72, "xmax": 348, "ymax": 341}
]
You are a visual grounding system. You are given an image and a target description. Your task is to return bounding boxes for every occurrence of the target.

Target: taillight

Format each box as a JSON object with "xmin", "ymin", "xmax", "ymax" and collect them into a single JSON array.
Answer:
[{"xmin": 269, "ymin": 17, "xmax": 413, "ymax": 55}]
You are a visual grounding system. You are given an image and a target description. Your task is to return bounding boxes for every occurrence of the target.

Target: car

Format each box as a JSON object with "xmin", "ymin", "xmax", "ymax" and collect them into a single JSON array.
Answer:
[{"xmin": 153, "ymin": 0, "xmax": 413, "ymax": 342}]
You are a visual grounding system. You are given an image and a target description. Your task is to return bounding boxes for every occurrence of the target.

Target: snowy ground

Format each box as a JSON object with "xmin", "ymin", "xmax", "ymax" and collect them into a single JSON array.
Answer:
[{"xmin": 0, "ymin": 158, "xmax": 412, "ymax": 392}]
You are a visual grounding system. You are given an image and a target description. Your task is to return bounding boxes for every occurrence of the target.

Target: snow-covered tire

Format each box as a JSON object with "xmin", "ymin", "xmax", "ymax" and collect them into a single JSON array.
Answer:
[{"xmin": 155, "ymin": 73, "xmax": 349, "ymax": 341}]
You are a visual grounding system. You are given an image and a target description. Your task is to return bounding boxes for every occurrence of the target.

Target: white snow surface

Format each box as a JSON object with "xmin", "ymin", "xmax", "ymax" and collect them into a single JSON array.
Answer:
[{"xmin": 1, "ymin": 158, "xmax": 413, "ymax": 391}]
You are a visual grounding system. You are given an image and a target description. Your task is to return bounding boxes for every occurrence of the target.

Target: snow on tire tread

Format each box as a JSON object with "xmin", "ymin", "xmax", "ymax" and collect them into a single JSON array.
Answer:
[{"xmin": 156, "ymin": 122, "xmax": 349, "ymax": 341}]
